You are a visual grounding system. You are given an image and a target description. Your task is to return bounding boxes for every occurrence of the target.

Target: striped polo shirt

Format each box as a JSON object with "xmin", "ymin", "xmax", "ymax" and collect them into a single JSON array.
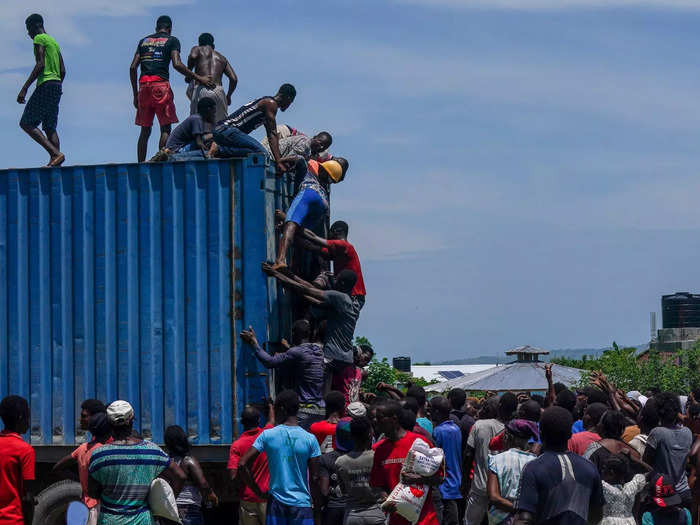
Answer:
[{"xmin": 88, "ymin": 440, "xmax": 170, "ymax": 525}]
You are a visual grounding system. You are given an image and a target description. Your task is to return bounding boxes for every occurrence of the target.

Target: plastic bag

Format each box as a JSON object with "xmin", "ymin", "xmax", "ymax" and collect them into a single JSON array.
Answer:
[
  {"xmin": 149, "ymin": 478, "xmax": 182, "ymax": 524},
  {"xmin": 402, "ymin": 439, "xmax": 444, "ymax": 477},
  {"xmin": 382, "ymin": 482, "xmax": 429, "ymax": 524}
]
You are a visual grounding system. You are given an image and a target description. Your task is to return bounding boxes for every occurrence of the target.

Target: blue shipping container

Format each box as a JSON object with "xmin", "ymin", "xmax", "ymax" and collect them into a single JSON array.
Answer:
[{"xmin": 0, "ymin": 156, "xmax": 290, "ymax": 447}]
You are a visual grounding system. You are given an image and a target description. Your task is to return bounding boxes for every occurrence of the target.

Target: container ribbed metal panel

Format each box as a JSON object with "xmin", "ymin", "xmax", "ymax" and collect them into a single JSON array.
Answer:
[{"xmin": 0, "ymin": 156, "xmax": 283, "ymax": 446}]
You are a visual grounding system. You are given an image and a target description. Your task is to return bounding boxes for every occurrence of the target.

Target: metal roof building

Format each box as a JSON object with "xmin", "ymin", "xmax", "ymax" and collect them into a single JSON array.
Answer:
[
  {"xmin": 411, "ymin": 365, "xmax": 496, "ymax": 383},
  {"xmin": 425, "ymin": 346, "xmax": 584, "ymax": 394}
]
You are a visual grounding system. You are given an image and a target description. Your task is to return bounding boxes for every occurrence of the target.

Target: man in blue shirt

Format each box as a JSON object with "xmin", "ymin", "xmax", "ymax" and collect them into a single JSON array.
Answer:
[
  {"xmin": 239, "ymin": 390, "xmax": 322, "ymax": 525},
  {"xmin": 430, "ymin": 396, "xmax": 462, "ymax": 525},
  {"xmin": 513, "ymin": 406, "xmax": 604, "ymax": 525}
]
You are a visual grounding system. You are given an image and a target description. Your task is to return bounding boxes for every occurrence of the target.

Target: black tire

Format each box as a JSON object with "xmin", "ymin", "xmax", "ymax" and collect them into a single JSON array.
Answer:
[{"xmin": 32, "ymin": 480, "xmax": 83, "ymax": 525}]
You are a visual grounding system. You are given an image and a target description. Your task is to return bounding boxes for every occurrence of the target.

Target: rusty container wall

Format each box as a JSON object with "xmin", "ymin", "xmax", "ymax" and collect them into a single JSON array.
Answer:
[{"xmin": 0, "ymin": 156, "xmax": 283, "ymax": 446}]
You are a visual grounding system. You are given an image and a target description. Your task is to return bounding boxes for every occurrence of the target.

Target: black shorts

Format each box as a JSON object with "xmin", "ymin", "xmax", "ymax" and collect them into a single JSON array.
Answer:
[{"xmin": 21, "ymin": 80, "xmax": 62, "ymax": 132}]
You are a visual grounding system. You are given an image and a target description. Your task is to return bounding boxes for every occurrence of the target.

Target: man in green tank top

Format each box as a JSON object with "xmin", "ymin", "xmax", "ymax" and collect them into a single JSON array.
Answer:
[{"xmin": 18, "ymin": 14, "xmax": 66, "ymax": 167}]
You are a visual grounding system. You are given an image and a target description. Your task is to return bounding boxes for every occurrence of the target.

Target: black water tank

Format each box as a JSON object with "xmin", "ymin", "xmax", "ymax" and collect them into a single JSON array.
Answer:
[
  {"xmin": 662, "ymin": 292, "xmax": 700, "ymax": 328},
  {"xmin": 393, "ymin": 356, "xmax": 411, "ymax": 372}
]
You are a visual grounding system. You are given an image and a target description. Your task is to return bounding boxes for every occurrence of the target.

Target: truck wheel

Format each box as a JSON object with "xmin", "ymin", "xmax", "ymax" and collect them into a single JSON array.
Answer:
[{"xmin": 32, "ymin": 480, "xmax": 83, "ymax": 525}]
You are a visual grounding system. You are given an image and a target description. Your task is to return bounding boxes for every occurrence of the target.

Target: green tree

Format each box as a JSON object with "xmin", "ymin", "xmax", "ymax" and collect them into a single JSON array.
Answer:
[
  {"xmin": 364, "ymin": 358, "xmax": 397, "ymax": 394},
  {"xmin": 355, "ymin": 336, "xmax": 372, "ymax": 348},
  {"xmin": 551, "ymin": 340, "xmax": 700, "ymax": 392}
]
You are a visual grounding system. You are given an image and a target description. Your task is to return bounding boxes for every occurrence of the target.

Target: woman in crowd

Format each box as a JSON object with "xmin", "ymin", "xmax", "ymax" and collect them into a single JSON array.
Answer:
[{"xmin": 164, "ymin": 425, "xmax": 218, "ymax": 525}]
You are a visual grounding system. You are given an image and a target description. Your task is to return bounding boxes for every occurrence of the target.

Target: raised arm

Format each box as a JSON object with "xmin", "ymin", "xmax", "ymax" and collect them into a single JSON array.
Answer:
[
  {"xmin": 171, "ymin": 49, "xmax": 215, "ymax": 88},
  {"xmin": 262, "ymin": 263, "xmax": 326, "ymax": 303},
  {"xmin": 18, "ymin": 44, "xmax": 46, "ymax": 104},
  {"xmin": 241, "ymin": 326, "xmax": 300, "ymax": 369},
  {"xmin": 544, "ymin": 363, "xmax": 555, "ymax": 408},
  {"xmin": 224, "ymin": 60, "xmax": 238, "ymax": 106},
  {"xmin": 129, "ymin": 51, "xmax": 140, "ymax": 110}
]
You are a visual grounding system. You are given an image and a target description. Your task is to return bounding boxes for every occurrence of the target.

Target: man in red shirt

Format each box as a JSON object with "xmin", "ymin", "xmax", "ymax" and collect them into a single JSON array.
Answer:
[
  {"xmin": 309, "ymin": 221, "xmax": 366, "ymax": 310},
  {"xmin": 0, "ymin": 395, "xmax": 36, "ymax": 525},
  {"xmin": 228, "ymin": 405, "xmax": 273, "ymax": 525},
  {"xmin": 370, "ymin": 401, "xmax": 442, "ymax": 525},
  {"xmin": 309, "ymin": 391, "xmax": 345, "ymax": 453},
  {"xmin": 273, "ymin": 215, "xmax": 366, "ymax": 311}
]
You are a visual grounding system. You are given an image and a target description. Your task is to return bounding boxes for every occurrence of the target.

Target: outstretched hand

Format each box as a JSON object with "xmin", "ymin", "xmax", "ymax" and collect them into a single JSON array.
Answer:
[
  {"xmin": 240, "ymin": 326, "xmax": 258, "ymax": 347},
  {"xmin": 544, "ymin": 363, "xmax": 553, "ymax": 381},
  {"xmin": 261, "ymin": 262, "xmax": 276, "ymax": 276}
]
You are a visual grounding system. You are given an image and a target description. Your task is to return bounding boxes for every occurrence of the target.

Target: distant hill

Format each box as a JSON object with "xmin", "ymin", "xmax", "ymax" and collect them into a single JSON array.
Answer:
[{"xmin": 437, "ymin": 347, "xmax": 609, "ymax": 365}]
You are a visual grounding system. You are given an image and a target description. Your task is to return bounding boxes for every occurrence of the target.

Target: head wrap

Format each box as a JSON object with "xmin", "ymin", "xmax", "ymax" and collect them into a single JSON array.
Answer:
[{"xmin": 506, "ymin": 418, "xmax": 539, "ymax": 442}]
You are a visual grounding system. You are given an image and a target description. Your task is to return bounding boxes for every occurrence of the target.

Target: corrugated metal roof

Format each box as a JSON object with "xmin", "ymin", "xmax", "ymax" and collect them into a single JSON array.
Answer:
[
  {"xmin": 425, "ymin": 362, "xmax": 584, "ymax": 393},
  {"xmin": 411, "ymin": 365, "xmax": 496, "ymax": 383}
]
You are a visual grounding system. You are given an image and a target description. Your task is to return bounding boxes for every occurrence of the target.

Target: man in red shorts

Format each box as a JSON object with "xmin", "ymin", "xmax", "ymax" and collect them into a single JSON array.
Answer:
[{"xmin": 129, "ymin": 15, "xmax": 214, "ymax": 162}]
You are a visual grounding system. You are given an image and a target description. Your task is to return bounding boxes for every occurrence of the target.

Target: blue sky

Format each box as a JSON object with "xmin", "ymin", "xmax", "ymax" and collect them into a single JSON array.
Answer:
[{"xmin": 1, "ymin": 0, "xmax": 700, "ymax": 361}]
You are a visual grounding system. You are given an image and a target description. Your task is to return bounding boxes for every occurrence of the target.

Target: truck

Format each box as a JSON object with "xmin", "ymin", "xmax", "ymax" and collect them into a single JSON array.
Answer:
[{"xmin": 0, "ymin": 155, "xmax": 298, "ymax": 523}]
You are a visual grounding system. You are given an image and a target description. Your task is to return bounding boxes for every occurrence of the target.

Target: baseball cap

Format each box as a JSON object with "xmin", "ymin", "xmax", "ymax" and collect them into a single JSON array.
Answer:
[
  {"xmin": 651, "ymin": 473, "xmax": 682, "ymax": 507},
  {"xmin": 106, "ymin": 400, "xmax": 134, "ymax": 426},
  {"xmin": 347, "ymin": 402, "xmax": 367, "ymax": 418},
  {"xmin": 335, "ymin": 417, "xmax": 354, "ymax": 452}
]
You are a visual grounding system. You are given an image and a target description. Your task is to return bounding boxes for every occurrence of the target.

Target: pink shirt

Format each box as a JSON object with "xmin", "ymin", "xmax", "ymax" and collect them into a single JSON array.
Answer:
[{"xmin": 72, "ymin": 439, "xmax": 112, "ymax": 508}]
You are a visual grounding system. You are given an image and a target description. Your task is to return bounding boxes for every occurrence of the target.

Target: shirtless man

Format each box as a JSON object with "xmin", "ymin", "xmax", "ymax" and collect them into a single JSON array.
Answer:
[{"xmin": 187, "ymin": 33, "xmax": 237, "ymax": 123}]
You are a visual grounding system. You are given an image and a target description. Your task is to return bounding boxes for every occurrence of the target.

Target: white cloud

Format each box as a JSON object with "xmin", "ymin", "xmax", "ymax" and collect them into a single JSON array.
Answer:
[
  {"xmin": 394, "ymin": 0, "xmax": 700, "ymax": 9},
  {"xmin": 0, "ymin": 1, "xmax": 192, "ymax": 66}
]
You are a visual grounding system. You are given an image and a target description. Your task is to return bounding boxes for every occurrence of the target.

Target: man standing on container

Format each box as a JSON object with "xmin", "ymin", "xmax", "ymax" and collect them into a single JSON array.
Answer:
[
  {"xmin": 17, "ymin": 14, "xmax": 66, "ymax": 167},
  {"xmin": 186, "ymin": 33, "xmax": 237, "ymax": 123},
  {"xmin": 130, "ymin": 15, "xmax": 215, "ymax": 162}
]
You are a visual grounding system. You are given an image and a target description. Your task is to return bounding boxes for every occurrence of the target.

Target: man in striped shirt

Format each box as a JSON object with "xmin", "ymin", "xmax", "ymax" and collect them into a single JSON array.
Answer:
[
  {"xmin": 211, "ymin": 84, "xmax": 296, "ymax": 172},
  {"xmin": 88, "ymin": 401, "xmax": 186, "ymax": 525}
]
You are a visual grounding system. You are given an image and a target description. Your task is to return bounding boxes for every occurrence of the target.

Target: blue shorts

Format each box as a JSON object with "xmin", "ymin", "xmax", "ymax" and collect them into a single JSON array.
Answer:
[
  {"xmin": 286, "ymin": 188, "xmax": 328, "ymax": 230},
  {"xmin": 266, "ymin": 497, "xmax": 313, "ymax": 525}
]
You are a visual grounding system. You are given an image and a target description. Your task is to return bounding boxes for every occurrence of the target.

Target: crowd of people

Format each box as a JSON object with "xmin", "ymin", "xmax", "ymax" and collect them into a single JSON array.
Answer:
[
  {"xmin": 4, "ymin": 365, "xmax": 700, "ymax": 525},
  {"xmin": 10, "ymin": 10, "xmax": 700, "ymax": 525}
]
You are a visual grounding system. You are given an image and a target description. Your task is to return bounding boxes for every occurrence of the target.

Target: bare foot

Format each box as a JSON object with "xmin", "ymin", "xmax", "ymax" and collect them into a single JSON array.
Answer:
[
  {"xmin": 45, "ymin": 153, "xmax": 65, "ymax": 167},
  {"xmin": 149, "ymin": 149, "xmax": 170, "ymax": 162}
]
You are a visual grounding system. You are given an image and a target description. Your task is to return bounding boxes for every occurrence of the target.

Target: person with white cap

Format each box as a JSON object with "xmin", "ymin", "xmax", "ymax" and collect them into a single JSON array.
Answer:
[{"xmin": 88, "ymin": 400, "xmax": 187, "ymax": 525}]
